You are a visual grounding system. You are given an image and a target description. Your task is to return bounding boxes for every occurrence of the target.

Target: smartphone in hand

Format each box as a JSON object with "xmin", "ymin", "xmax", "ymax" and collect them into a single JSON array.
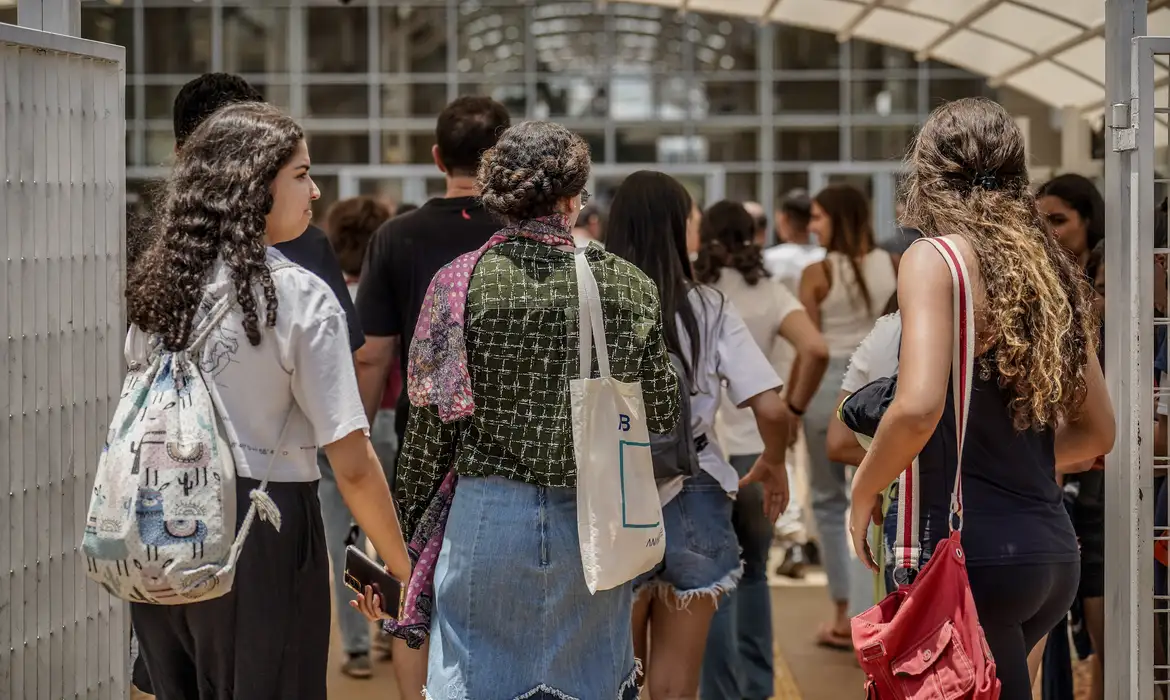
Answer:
[{"xmin": 343, "ymin": 544, "xmax": 405, "ymax": 620}]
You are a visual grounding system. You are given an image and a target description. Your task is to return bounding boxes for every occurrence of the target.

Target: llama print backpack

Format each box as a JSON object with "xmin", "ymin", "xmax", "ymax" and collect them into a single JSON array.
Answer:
[{"xmin": 82, "ymin": 293, "xmax": 288, "ymax": 604}]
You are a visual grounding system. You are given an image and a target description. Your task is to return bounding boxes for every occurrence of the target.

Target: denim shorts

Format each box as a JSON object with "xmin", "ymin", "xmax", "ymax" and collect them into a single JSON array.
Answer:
[
  {"xmin": 634, "ymin": 470, "xmax": 742, "ymax": 604},
  {"xmin": 426, "ymin": 476, "xmax": 639, "ymax": 700}
]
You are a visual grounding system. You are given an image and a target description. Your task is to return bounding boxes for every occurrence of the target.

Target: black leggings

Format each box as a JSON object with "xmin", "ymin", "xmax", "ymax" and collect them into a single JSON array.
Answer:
[{"xmin": 967, "ymin": 561, "xmax": 1080, "ymax": 700}]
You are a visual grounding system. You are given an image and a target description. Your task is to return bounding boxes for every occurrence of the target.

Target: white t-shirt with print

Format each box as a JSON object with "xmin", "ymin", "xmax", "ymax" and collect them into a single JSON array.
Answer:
[
  {"xmin": 711, "ymin": 271, "xmax": 804, "ymax": 456},
  {"xmin": 125, "ymin": 248, "xmax": 368, "ymax": 482},
  {"xmin": 841, "ymin": 312, "xmax": 902, "ymax": 393},
  {"xmin": 678, "ymin": 286, "xmax": 783, "ymax": 494}
]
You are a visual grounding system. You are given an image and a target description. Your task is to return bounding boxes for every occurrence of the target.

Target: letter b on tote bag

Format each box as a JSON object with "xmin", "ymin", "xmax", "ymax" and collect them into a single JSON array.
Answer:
[{"xmin": 569, "ymin": 249, "xmax": 666, "ymax": 594}]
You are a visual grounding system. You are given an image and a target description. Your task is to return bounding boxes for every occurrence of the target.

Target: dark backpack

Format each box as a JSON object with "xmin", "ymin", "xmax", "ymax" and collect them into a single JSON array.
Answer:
[{"xmin": 650, "ymin": 352, "xmax": 706, "ymax": 480}]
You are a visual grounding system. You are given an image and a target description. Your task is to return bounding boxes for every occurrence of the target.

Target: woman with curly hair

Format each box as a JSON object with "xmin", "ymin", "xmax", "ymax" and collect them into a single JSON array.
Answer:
[
  {"xmin": 846, "ymin": 97, "xmax": 1115, "ymax": 699},
  {"xmin": 370, "ymin": 121, "xmax": 680, "ymax": 699},
  {"xmin": 126, "ymin": 102, "xmax": 410, "ymax": 699},
  {"xmin": 695, "ymin": 199, "xmax": 829, "ymax": 699}
]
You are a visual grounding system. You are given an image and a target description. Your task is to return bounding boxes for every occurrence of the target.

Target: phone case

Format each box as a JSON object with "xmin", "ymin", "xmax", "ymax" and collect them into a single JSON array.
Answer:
[{"xmin": 343, "ymin": 544, "xmax": 405, "ymax": 620}]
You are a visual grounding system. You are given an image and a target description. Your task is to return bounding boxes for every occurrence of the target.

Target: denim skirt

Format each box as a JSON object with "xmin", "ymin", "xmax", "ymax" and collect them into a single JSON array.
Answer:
[{"xmin": 426, "ymin": 476, "xmax": 639, "ymax": 700}]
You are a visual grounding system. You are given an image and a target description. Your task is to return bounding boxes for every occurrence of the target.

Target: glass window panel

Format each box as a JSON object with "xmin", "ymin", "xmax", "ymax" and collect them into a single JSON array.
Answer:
[
  {"xmin": 458, "ymin": 3, "xmax": 526, "ymax": 77},
  {"xmin": 534, "ymin": 77, "xmax": 609, "ymax": 119},
  {"xmin": 306, "ymin": 133, "xmax": 369, "ymax": 165},
  {"xmin": 125, "ymin": 84, "xmax": 137, "ymax": 120},
  {"xmin": 143, "ymin": 8, "xmax": 212, "ymax": 74},
  {"xmin": 382, "ymin": 84, "xmax": 450, "ymax": 119},
  {"xmin": 307, "ymin": 84, "xmax": 369, "ymax": 118},
  {"xmin": 81, "ymin": 6, "xmax": 135, "ymax": 70},
  {"xmin": 928, "ymin": 77, "xmax": 990, "ymax": 107},
  {"xmin": 774, "ymin": 26, "xmax": 839, "ymax": 70},
  {"xmin": 851, "ymin": 78, "xmax": 918, "ymax": 115},
  {"xmin": 696, "ymin": 81, "xmax": 759, "ymax": 117},
  {"xmin": 697, "ymin": 128, "xmax": 759, "ymax": 163},
  {"xmin": 530, "ymin": 1, "xmax": 608, "ymax": 75},
  {"xmin": 458, "ymin": 82, "xmax": 527, "ymax": 120},
  {"xmin": 146, "ymin": 130, "xmax": 177, "ymax": 167},
  {"xmin": 610, "ymin": 3, "xmax": 686, "ymax": 74},
  {"xmin": 256, "ymin": 84, "xmax": 291, "ymax": 112},
  {"xmin": 851, "ymin": 38, "xmax": 916, "ymax": 71},
  {"xmin": 382, "ymin": 133, "xmax": 441, "ymax": 165},
  {"xmin": 852, "ymin": 125, "xmax": 918, "ymax": 161},
  {"xmin": 0, "ymin": 9, "xmax": 15, "ymax": 25},
  {"xmin": 306, "ymin": 7, "xmax": 369, "ymax": 74},
  {"xmin": 774, "ymin": 81, "xmax": 840, "ymax": 113},
  {"xmin": 776, "ymin": 128, "xmax": 840, "ymax": 161},
  {"xmin": 692, "ymin": 13, "xmax": 758, "ymax": 73},
  {"xmin": 775, "ymin": 171, "xmax": 811, "ymax": 199},
  {"xmin": 615, "ymin": 127, "xmax": 688, "ymax": 164},
  {"xmin": 223, "ymin": 8, "xmax": 289, "ymax": 74},
  {"xmin": 611, "ymin": 76, "xmax": 698, "ymax": 121},
  {"xmin": 145, "ymin": 85, "xmax": 183, "ymax": 121},
  {"xmin": 577, "ymin": 131, "xmax": 605, "ymax": 162},
  {"xmin": 726, "ymin": 173, "xmax": 760, "ymax": 203},
  {"xmin": 381, "ymin": 5, "xmax": 448, "ymax": 74},
  {"xmin": 312, "ymin": 175, "xmax": 338, "ymax": 220}
]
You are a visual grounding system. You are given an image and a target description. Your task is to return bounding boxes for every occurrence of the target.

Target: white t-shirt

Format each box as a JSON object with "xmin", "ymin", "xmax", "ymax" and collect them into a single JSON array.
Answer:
[
  {"xmin": 678, "ymin": 286, "xmax": 783, "ymax": 494},
  {"xmin": 763, "ymin": 242, "xmax": 825, "ymax": 295},
  {"xmin": 125, "ymin": 249, "xmax": 368, "ymax": 482},
  {"xmin": 841, "ymin": 312, "xmax": 902, "ymax": 393},
  {"xmin": 710, "ymin": 270, "xmax": 804, "ymax": 456}
]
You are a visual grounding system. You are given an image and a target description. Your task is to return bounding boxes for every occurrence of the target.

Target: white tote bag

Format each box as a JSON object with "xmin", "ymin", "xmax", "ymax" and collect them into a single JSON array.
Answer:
[{"xmin": 570, "ymin": 248, "xmax": 667, "ymax": 594}]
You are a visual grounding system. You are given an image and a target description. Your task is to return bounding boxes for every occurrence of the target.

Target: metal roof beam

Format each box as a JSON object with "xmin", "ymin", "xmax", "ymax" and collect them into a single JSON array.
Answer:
[
  {"xmin": 762, "ymin": 0, "xmax": 785, "ymax": 21},
  {"xmin": 914, "ymin": 0, "xmax": 1003, "ymax": 62},
  {"xmin": 836, "ymin": 0, "xmax": 885, "ymax": 43}
]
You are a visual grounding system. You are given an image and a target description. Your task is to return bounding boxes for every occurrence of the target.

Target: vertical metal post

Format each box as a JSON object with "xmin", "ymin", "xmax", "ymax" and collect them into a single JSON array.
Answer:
[
  {"xmin": 758, "ymin": 22, "xmax": 776, "ymax": 245},
  {"xmin": 1104, "ymin": 2, "xmax": 1149, "ymax": 700},
  {"xmin": 16, "ymin": 0, "xmax": 79, "ymax": 36}
]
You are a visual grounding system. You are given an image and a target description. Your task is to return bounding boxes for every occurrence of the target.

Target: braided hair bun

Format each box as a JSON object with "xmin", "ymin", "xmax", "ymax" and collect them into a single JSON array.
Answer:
[{"xmin": 477, "ymin": 121, "xmax": 591, "ymax": 223}]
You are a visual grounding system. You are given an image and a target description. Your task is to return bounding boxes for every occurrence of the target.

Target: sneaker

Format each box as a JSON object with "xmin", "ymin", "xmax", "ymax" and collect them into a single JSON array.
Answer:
[
  {"xmin": 775, "ymin": 543, "xmax": 808, "ymax": 579},
  {"xmin": 372, "ymin": 630, "xmax": 393, "ymax": 662},
  {"xmin": 341, "ymin": 653, "xmax": 373, "ymax": 679}
]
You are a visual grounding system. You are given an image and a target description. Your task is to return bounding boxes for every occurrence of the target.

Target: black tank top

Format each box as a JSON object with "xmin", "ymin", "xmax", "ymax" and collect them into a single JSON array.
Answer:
[{"xmin": 887, "ymin": 361, "xmax": 1079, "ymax": 567}]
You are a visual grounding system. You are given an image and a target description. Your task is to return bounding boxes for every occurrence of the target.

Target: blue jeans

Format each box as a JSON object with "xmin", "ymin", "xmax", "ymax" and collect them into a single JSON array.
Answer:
[
  {"xmin": 702, "ymin": 454, "xmax": 774, "ymax": 700},
  {"xmin": 426, "ymin": 476, "xmax": 638, "ymax": 700},
  {"xmin": 804, "ymin": 356, "xmax": 854, "ymax": 603},
  {"xmin": 317, "ymin": 409, "xmax": 397, "ymax": 656}
]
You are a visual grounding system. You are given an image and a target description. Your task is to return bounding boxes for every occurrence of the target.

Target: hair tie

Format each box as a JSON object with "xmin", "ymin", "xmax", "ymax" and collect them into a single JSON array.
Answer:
[{"xmin": 973, "ymin": 172, "xmax": 999, "ymax": 190}]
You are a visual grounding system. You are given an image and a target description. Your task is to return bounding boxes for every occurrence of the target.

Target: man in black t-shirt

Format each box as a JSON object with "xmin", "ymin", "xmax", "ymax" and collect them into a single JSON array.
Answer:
[
  {"xmin": 355, "ymin": 96, "xmax": 510, "ymax": 453},
  {"xmin": 170, "ymin": 73, "xmax": 364, "ymax": 353}
]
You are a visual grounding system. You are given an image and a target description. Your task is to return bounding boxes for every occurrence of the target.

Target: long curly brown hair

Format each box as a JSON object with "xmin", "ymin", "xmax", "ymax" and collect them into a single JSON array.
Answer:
[
  {"xmin": 694, "ymin": 200, "xmax": 769, "ymax": 286},
  {"xmin": 901, "ymin": 97, "xmax": 1096, "ymax": 431},
  {"xmin": 477, "ymin": 121, "xmax": 590, "ymax": 223},
  {"xmin": 127, "ymin": 102, "xmax": 304, "ymax": 351}
]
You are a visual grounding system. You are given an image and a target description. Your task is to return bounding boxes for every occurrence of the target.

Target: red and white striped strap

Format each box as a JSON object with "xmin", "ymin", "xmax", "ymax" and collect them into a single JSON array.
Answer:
[{"xmin": 892, "ymin": 236, "xmax": 976, "ymax": 573}]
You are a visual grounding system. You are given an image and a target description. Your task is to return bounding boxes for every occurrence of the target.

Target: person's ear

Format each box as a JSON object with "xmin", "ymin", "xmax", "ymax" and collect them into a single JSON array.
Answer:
[{"xmin": 431, "ymin": 145, "xmax": 448, "ymax": 175}]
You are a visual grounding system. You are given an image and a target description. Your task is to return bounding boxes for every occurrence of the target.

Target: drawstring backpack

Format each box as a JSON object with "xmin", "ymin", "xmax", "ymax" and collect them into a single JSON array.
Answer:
[
  {"xmin": 850, "ymin": 237, "xmax": 1000, "ymax": 699},
  {"xmin": 82, "ymin": 285, "xmax": 291, "ymax": 604}
]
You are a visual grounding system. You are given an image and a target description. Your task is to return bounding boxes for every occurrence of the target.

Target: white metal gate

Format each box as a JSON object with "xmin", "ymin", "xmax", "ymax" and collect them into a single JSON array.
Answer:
[{"xmin": 0, "ymin": 22, "xmax": 127, "ymax": 700}]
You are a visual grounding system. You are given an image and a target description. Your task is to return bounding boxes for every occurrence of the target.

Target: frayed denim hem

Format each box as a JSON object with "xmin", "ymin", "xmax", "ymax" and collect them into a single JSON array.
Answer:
[
  {"xmin": 635, "ymin": 562, "xmax": 745, "ymax": 610},
  {"xmin": 423, "ymin": 663, "xmax": 641, "ymax": 700}
]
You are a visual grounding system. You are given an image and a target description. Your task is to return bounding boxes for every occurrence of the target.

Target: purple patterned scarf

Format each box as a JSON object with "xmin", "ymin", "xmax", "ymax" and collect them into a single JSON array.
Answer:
[{"xmin": 384, "ymin": 214, "xmax": 574, "ymax": 647}]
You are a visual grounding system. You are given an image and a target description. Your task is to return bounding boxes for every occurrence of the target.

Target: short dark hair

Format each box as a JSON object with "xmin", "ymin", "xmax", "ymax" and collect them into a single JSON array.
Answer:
[
  {"xmin": 477, "ymin": 121, "xmax": 590, "ymax": 223},
  {"xmin": 324, "ymin": 196, "xmax": 393, "ymax": 277},
  {"xmin": 436, "ymin": 96, "xmax": 511, "ymax": 177},
  {"xmin": 778, "ymin": 189, "xmax": 811, "ymax": 230},
  {"xmin": 173, "ymin": 73, "xmax": 263, "ymax": 147}
]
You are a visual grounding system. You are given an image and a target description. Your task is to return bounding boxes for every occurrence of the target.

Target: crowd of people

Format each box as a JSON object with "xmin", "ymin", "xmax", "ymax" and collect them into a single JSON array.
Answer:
[{"xmin": 117, "ymin": 71, "xmax": 1121, "ymax": 700}]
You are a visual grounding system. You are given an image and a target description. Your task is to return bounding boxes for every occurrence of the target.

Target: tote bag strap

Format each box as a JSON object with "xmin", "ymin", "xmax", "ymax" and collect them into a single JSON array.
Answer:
[
  {"xmin": 922, "ymin": 237, "xmax": 975, "ymax": 531},
  {"xmin": 574, "ymin": 248, "xmax": 611, "ymax": 380},
  {"xmin": 892, "ymin": 237, "xmax": 975, "ymax": 576}
]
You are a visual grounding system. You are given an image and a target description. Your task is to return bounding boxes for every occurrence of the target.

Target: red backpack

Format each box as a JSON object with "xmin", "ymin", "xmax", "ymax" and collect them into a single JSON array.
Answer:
[{"xmin": 850, "ymin": 237, "xmax": 1000, "ymax": 699}]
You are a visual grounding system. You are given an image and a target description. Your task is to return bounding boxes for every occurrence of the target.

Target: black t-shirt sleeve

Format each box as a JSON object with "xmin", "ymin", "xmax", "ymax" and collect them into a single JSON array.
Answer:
[
  {"xmin": 275, "ymin": 225, "xmax": 366, "ymax": 352},
  {"xmin": 356, "ymin": 223, "xmax": 403, "ymax": 338}
]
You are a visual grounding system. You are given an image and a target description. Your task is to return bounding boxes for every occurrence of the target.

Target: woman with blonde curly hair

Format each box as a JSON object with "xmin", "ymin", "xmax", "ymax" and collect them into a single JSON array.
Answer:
[{"xmin": 845, "ymin": 97, "xmax": 1115, "ymax": 699}]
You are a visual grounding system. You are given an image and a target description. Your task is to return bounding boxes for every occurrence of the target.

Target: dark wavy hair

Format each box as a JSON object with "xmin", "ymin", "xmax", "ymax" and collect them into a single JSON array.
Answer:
[
  {"xmin": 325, "ymin": 196, "xmax": 392, "ymax": 277},
  {"xmin": 1037, "ymin": 173, "xmax": 1106, "ymax": 255},
  {"xmin": 814, "ymin": 184, "xmax": 878, "ymax": 313},
  {"xmin": 605, "ymin": 171, "xmax": 703, "ymax": 384},
  {"xmin": 901, "ymin": 97, "xmax": 1096, "ymax": 431},
  {"xmin": 477, "ymin": 121, "xmax": 590, "ymax": 223},
  {"xmin": 128, "ymin": 102, "xmax": 305, "ymax": 351},
  {"xmin": 694, "ymin": 200, "xmax": 769, "ymax": 286},
  {"xmin": 173, "ymin": 73, "xmax": 264, "ymax": 147}
]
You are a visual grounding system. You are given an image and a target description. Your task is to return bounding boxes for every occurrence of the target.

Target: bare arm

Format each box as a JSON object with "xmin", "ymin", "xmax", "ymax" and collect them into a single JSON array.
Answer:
[
  {"xmin": 323, "ymin": 429, "xmax": 411, "ymax": 583},
  {"xmin": 850, "ymin": 243, "xmax": 954, "ymax": 502},
  {"xmin": 827, "ymin": 389, "xmax": 869, "ymax": 467},
  {"xmin": 739, "ymin": 388, "xmax": 793, "ymax": 522},
  {"xmin": 1053, "ymin": 351, "xmax": 1115, "ymax": 466},
  {"xmin": 798, "ymin": 262, "xmax": 829, "ymax": 330},
  {"xmin": 355, "ymin": 335, "xmax": 397, "ymax": 423},
  {"xmin": 779, "ymin": 308, "xmax": 829, "ymax": 412}
]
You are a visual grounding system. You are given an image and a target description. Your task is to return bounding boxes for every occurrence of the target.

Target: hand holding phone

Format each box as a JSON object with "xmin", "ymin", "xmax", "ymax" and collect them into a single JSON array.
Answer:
[{"xmin": 344, "ymin": 544, "xmax": 405, "ymax": 621}]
